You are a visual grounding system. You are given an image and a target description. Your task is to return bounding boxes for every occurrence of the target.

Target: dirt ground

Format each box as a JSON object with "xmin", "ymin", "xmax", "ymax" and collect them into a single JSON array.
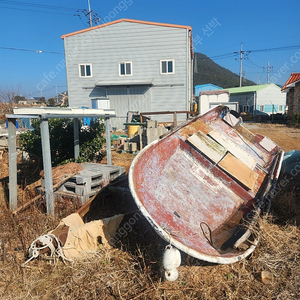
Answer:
[
  {"xmin": 0, "ymin": 122, "xmax": 300, "ymax": 300},
  {"xmin": 243, "ymin": 122, "xmax": 300, "ymax": 152}
]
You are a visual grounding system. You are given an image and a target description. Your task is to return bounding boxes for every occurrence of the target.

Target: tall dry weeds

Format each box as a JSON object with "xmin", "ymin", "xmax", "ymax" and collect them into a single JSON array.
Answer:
[
  {"xmin": 1, "ymin": 196, "xmax": 300, "ymax": 300},
  {"xmin": 1, "ymin": 156, "xmax": 300, "ymax": 299}
]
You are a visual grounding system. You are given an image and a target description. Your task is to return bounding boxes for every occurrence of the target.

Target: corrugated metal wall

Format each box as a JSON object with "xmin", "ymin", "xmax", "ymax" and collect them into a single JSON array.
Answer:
[{"xmin": 63, "ymin": 21, "xmax": 192, "ymax": 129}]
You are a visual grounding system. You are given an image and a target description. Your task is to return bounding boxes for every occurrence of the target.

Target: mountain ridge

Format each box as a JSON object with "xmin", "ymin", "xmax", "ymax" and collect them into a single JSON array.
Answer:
[{"xmin": 193, "ymin": 52, "xmax": 256, "ymax": 88}]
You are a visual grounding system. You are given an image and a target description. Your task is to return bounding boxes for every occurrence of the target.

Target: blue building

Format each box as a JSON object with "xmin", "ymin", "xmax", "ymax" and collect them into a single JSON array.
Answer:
[{"xmin": 195, "ymin": 84, "xmax": 222, "ymax": 97}]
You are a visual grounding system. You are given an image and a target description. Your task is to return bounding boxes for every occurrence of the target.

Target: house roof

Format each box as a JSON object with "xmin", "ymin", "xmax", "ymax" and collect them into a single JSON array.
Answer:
[
  {"xmin": 195, "ymin": 84, "xmax": 222, "ymax": 89},
  {"xmin": 223, "ymin": 84, "xmax": 279, "ymax": 94},
  {"xmin": 61, "ymin": 18, "xmax": 192, "ymax": 39},
  {"xmin": 281, "ymin": 73, "xmax": 300, "ymax": 91},
  {"xmin": 194, "ymin": 84, "xmax": 222, "ymax": 96},
  {"xmin": 200, "ymin": 90, "xmax": 229, "ymax": 96}
]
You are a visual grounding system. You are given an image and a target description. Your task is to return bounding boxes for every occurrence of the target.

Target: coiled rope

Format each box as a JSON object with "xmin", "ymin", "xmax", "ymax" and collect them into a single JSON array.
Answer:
[{"xmin": 21, "ymin": 234, "xmax": 72, "ymax": 267}]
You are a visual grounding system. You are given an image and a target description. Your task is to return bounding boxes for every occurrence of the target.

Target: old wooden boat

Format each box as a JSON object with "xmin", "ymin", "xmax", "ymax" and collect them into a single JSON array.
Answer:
[{"xmin": 129, "ymin": 105, "xmax": 283, "ymax": 264}]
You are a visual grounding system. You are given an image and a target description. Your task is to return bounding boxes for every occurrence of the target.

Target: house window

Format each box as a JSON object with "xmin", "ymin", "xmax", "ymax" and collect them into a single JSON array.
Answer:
[
  {"xmin": 119, "ymin": 62, "xmax": 132, "ymax": 76},
  {"xmin": 79, "ymin": 64, "xmax": 92, "ymax": 77},
  {"xmin": 160, "ymin": 59, "xmax": 175, "ymax": 74},
  {"xmin": 259, "ymin": 105, "xmax": 264, "ymax": 112},
  {"xmin": 243, "ymin": 105, "xmax": 249, "ymax": 113}
]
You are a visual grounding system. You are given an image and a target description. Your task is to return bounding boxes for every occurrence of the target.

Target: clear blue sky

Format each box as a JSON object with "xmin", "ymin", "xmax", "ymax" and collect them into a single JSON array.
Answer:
[{"xmin": 0, "ymin": 0, "xmax": 299, "ymax": 99}]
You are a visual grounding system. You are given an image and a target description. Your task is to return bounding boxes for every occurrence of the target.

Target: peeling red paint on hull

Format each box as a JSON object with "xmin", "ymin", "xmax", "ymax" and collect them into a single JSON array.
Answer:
[{"xmin": 129, "ymin": 106, "xmax": 283, "ymax": 264}]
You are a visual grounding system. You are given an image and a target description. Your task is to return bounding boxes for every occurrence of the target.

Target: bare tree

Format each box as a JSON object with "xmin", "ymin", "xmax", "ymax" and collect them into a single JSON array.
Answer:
[{"xmin": 0, "ymin": 85, "xmax": 25, "ymax": 114}]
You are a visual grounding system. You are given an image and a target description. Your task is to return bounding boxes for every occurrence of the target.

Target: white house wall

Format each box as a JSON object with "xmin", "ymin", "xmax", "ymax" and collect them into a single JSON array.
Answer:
[
  {"xmin": 256, "ymin": 85, "xmax": 286, "ymax": 114},
  {"xmin": 199, "ymin": 93, "xmax": 229, "ymax": 114},
  {"xmin": 229, "ymin": 85, "xmax": 286, "ymax": 115},
  {"xmin": 63, "ymin": 21, "xmax": 192, "ymax": 128}
]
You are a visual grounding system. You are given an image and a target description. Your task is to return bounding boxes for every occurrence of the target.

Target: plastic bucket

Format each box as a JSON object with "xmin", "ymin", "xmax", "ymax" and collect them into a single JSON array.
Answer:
[{"xmin": 128, "ymin": 124, "xmax": 140, "ymax": 136}]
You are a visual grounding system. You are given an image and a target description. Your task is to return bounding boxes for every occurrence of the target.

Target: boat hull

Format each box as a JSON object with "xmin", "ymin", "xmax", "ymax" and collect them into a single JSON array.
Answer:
[{"xmin": 129, "ymin": 106, "xmax": 283, "ymax": 264}]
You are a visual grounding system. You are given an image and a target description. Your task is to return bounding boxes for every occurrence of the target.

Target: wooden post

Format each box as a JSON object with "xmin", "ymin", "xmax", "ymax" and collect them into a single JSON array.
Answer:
[
  {"xmin": 8, "ymin": 118, "xmax": 17, "ymax": 211},
  {"xmin": 40, "ymin": 118, "xmax": 54, "ymax": 215},
  {"xmin": 105, "ymin": 118, "xmax": 112, "ymax": 165},
  {"xmin": 73, "ymin": 118, "xmax": 79, "ymax": 160}
]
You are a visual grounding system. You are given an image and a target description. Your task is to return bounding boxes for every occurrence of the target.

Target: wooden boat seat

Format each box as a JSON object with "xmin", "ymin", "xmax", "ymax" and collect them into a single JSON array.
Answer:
[
  {"xmin": 187, "ymin": 130, "xmax": 259, "ymax": 190},
  {"xmin": 218, "ymin": 152, "xmax": 258, "ymax": 190},
  {"xmin": 187, "ymin": 131, "xmax": 226, "ymax": 163}
]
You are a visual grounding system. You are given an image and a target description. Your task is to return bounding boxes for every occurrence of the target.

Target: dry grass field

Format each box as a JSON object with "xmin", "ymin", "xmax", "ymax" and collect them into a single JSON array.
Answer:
[{"xmin": 0, "ymin": 122, "xmax": 300, "ymax": 300}]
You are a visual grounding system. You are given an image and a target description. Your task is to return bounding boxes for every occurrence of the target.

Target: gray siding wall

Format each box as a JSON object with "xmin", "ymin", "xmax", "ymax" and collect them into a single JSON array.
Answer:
[{"xmin": 64, "ymin": 21, "xmax": 192, "ymax": 128}]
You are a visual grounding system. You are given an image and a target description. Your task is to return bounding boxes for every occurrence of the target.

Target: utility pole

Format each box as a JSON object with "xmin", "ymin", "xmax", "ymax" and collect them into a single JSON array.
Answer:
[
  {"xmin": 194, "ymin": 54, "xmax": 198, "ymax": 73},
  {"xmin": 87, "ymin": 0, "xmax": 93, "ymax": 27},
  {"xmin": 55, "ymin": 85, "xmax": 58, "ymax": 103},
  {"xmin": 263, "ymin": 61, "xmax": 273, "ymax": 84},
  {"xmin": 239, "ymin": 43, "xmax": 243, "ymax": 87},
  {"xmin": 234, "ymin": 43, "xmax": 251, "ymax": 87},
  {"xmin": 76, "ymin": 1, "xmax": 100, "ymax": 27}
]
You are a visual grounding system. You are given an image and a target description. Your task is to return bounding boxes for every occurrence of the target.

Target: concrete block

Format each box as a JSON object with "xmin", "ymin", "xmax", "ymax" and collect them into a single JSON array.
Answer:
[
  {"xmin": 129, "ymin": 142, "xmax": 137, "ymax": 152},
  {"xmin": 146, "ymin": 120, "xmax": 157, "ymax": 128},
  {"xmin": 137, "ymin": 126, "xmax": 143, "ymax": 134},
  {"xmin": 123, "ymin": 141, "xmax": 130, "ymax": 151},
  {"xmin": 41, "ymin": 163, "xmax": 126, "ymax": 206}
]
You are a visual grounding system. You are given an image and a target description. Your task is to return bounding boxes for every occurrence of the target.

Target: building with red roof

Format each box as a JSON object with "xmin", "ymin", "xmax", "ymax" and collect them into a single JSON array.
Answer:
[{"xmin": 282, "ymin": 73, "xmax": 300, "ymax": 117}]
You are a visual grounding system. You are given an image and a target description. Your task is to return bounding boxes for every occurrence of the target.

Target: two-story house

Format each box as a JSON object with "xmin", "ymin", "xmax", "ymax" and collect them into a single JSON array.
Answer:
[{"xmin": 61, "ymin": 19, "xmax": 193, "ymax": 129}]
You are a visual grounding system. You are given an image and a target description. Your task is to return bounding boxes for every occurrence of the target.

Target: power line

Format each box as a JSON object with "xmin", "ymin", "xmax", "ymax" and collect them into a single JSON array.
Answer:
[
  {"xmin": 0, "ymin": 0, "xmax": 101, "ymax": 25},
  {"xmin": 198, "ymin": 53, "xmax": 235, "ymax": 61},
  {"xmin": 0, "ymin": 46, "xmax": 63, "ymax": 54},
  {"xmin": 246, "ymin": 58, "xmax": 263, "ymax": 69},
  {"xmin": 243, "ymin": 60, "xmax": 260, "ymax": 69},
  {"xmin": 250, "ymin": 44, "xmax": 300, "ymax": 53},
  {"xmin": 203, "ymin": 44, "xmax": 300, "ymax": 62},
  {"xmin": 0, "ymin": 5, "xmax": 77, "ymax": 15},
  {"xmin": 0, "ymin": 0, "xmax": 80, "ymax": 11},
  {"xmin": 0, "ymin": 0, "xmax": 83, "ymax": 16}
]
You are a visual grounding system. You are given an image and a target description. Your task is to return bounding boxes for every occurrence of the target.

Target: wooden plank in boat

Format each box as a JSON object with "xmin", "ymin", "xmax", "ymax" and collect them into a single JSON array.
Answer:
[
  {"xmin": 187, "ymin": 131, "xmax": 226, "ymax": 163},
  {"xmin": 194, "ymin": 120, "xmax": 213, "ymax": 135},
  {"xmin": 218, "ymin": 152, "xmax": 258, "ymax": 190},
  {"xmin": 209, "ymin": 130, "xmax": 258, "ymax": 169}
]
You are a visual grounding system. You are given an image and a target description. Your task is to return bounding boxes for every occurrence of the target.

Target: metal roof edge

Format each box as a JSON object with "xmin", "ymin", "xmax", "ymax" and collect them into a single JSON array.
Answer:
[
  {"xmin": 61, "ymin": 18, "xmax": 192, "ymax": 39},
  {"xmin": 224, "ymin": 84, "xmax": 279, "ymax": 94}
]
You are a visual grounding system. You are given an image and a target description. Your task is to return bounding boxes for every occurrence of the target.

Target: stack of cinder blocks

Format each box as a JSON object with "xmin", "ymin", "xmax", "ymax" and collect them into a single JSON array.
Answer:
[
  {"xmin": 41, "ymin": 163, "xmax": 126, "ymax": 205},
  {"xmin": 123, "ymin": 120, "xmax": 168, "ymax": 152},
  {"xmin": 141, "ymin": 120, "xmax": 168, "ymax": 146}
]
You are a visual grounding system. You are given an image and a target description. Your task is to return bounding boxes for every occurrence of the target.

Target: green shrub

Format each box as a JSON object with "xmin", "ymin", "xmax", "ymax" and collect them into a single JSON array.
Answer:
[{"xmin": 19, "ymin": 118, "xmax": 106, "ymax": 166}]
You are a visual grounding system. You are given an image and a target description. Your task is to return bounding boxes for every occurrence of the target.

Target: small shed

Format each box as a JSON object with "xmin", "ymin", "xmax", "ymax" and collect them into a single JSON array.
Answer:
[{"xmin": 198, "ymin": 90, "xmax": 238, "ymax": 114}]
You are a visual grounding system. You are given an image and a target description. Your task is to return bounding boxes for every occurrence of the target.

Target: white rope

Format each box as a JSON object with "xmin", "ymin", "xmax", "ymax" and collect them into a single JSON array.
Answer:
[{"xmin": 22, "ymin": 234, "xmax": 73, "ymax": 267}]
